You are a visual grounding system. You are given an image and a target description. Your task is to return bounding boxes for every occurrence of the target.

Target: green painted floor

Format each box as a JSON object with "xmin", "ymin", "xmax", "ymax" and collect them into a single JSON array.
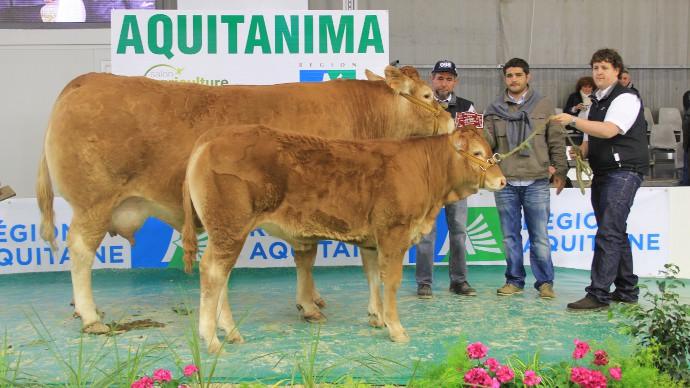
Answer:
[{"xmin": 1, "ymin": 266, "xmax": 688, "ymax": 385}]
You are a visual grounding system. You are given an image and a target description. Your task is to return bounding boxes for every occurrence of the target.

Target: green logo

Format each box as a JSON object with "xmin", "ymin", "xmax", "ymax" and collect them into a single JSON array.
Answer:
[{"xmin": 439, "ymin": 207, "xmax": 505, "ymax": 262}]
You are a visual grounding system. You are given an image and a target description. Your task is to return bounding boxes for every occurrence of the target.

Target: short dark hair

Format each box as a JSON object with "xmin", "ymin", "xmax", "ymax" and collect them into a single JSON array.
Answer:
[
  {"xmin": 590, "ymin": 48, "xmax": 625, "ymax": 79},
  {"xmin": 503, "ymin": 58, "xmax": 530, "ymax": 75},
  {"xmin": 575, "ymin": 76, "xmax": 595, "ymax": 92},
  {"xmin": 683, "ymin": 90, "xmax": 690, "ymax": 111}
]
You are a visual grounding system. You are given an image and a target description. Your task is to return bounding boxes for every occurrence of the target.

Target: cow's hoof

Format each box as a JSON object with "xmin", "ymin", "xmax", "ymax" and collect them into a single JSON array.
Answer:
[
  {"xmin": 82, "ymin": 321, "xmax": 110, "ymax": 334},
  {"xmin": 389, "ymin": 331, "xmax": 410, "ymax": 343},
  {"xmin": 314, "ymin": 297, "xmax": 327, "ymax": 309},
  {"xmin": 207, "ymin": 338, "xmax": 223, "ymax": 354},
  {"xmin": 303, "ymin": 311, "xmax": 327, "ymax": 323},
  {"xmin": 368, "ymin": 313, "xmax": 385, "ymax": 328},
  {"xmin": 225, "ymin": 331, "xmax": 244, "ymax": 344}
]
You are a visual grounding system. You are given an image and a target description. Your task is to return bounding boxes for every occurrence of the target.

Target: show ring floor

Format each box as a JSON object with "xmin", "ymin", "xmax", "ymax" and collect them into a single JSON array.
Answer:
[{"xmin": 2, "ymin": 266, "xmax": 689, "ymax": 384}]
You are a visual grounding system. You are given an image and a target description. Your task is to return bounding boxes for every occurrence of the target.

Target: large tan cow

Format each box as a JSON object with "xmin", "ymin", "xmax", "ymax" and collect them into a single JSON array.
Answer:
[
  {"xmin": 181, "ymin": 124, "xmax": 506, "ymax": 352},
  {"xmin": 36, "ymin": 66, "xmax": 454, "ymax": 334}
]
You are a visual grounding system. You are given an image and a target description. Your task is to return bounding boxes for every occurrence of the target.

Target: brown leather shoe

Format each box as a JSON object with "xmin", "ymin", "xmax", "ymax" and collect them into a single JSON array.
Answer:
[
  {"xmin": 0, "ymin": 185, "xmax": 16, "ymax": 202},
  {"xmin": 450, "ymin": 281, "xmax": 477, "ymax": 296},
  {"xmin": 497, "ymin": 283, "xmax": 523, "ymax": 296},
  {"xmin": 538, "ymin": 283, "xmax": 555, "ymax": 299},
  {"xmin": 417, "ymin": 284, "xmax": 432, "ymax": 299},
  {"xmin": 567, "ymin": 295, "xmax": 608, "ymax": 311}
]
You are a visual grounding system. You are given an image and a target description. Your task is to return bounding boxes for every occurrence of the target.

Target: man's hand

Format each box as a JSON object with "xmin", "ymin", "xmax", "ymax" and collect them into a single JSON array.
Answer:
[
  {"xmin": 551, "ymin": 113, "xmax": 575, "ymax": 126},
  {"xmin": 552, "ymin": 175, "xmax": 566, "ymax": 195}
]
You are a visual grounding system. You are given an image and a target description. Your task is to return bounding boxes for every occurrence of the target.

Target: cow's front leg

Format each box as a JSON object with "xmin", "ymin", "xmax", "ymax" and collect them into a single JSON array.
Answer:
[
  {"xmin": 68, "ymin": 211, "xmax": 111, "ymax": 334},
  {"xmin": 378, "ymin": 240, "xmax": 409, "ymax": 343},
  {"xmin": 361, "ymin": 247, "xmax": 384, "ymax": 328},
  {"xmin": 199, "ymin": 242, "xmax": 240, "ymax": 353},
  {"xmin": 293, "ymin": 245, "xmax": 326, "ymax": 322}
]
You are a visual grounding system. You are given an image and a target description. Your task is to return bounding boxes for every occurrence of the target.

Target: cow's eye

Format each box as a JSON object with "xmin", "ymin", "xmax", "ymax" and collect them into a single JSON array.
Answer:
[
  {"xmin": 423, "ymin": 93, "xmax": 431, "ymax": 99},
  {"xmin": 473, "ymin": 151, "xmax": 483, "ymax": 157}
]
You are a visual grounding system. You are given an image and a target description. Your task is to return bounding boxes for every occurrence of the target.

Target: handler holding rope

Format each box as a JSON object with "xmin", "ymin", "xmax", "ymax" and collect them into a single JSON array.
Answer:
[
  {"xmin": 484, "ymin": 57, "xmax": 567, "ymax": 300},
  {"xmin": 552, "ymin": 48, "xmax": 648, "ymax": 310}
]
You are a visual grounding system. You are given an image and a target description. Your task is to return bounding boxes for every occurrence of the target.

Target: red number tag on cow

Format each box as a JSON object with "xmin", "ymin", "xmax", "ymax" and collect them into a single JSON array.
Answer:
[{"xmin": 456, "ymin": 112, "xmax": 484, "ymax": 129}]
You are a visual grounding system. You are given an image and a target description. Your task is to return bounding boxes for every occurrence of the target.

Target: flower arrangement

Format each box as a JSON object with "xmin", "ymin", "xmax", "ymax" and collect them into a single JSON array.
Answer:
[
  {"xmin": 451, "ymin": 339, "xmax": 629, "ymax": 388},
  {"xmin": 131, "ymin": 364, "xmax": 199, "ymax": 388},
  {"xmin": 568, "ymin": 339, "xmax": 622, "ymax": 388},
  {"xmin": 461, "ymin": 341, "xmax": 542, "ymax": 387}
]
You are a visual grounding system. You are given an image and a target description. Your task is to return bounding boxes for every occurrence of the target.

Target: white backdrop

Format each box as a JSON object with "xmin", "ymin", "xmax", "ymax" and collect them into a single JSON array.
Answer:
[{"xmin": 0, "ymin": 188, "xmax": 671, "ymax": 277}]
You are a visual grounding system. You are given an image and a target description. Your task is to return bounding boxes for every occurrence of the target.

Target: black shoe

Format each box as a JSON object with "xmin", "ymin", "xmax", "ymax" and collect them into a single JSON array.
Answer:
[
  {"xmin": 450, "ymin": 281, "xmax": 477, "ymax": 296},
  {"xmin": 417, "ymin": 284, "xmax": 432, "ymax": 299},
  {"xmin": 567, "ymin": 295, "xmax": 609, "ymax": 311},
  {"xmin": 611, "ymin": 293, "xmax": 638, "ymax": 304}
]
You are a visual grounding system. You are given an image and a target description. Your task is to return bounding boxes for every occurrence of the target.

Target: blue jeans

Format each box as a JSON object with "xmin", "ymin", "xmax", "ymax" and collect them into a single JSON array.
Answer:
[
  {"xmin": 494, "ymin": 179, "xmax": 554, "ymax": 289},
  {"xmin": 415, "ymin": 199, "xmax": 468, "ymax": 286},
  {"xmin": 586, "ymin": 170, "xmax": 643, "ymax": 303}
]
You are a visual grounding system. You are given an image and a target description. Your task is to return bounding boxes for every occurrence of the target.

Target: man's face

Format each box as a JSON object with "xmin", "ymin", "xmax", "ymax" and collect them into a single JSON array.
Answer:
[
  {"xmin": 619, "ymin": 72, "xmax": 631, "ymax": 87},
  {"xmin": 504, "ymin": 66, "xmax": 530, "ymax": 96},
  {"xmin": 430, "ymin": 72, "xmax": 457, "ymax": 100},
  {"xmin": 592, "ymin": 61, "xmax": 620, "ymax": 90}
]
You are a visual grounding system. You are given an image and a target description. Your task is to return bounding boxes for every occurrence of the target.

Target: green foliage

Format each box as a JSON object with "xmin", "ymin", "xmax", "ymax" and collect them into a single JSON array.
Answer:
[{"xmin": 615, "ymin": 263, "xmax": 690, "ymax": 381}]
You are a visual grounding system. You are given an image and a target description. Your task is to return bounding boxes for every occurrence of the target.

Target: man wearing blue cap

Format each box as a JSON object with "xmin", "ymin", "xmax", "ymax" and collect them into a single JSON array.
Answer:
[{"xmin": 415, "ymin": 59, "xmax": 476, "ymax": 298}]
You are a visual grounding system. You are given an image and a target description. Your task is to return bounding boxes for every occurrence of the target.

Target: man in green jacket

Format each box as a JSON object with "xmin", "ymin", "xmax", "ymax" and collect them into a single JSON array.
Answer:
[{"xmin": 483, "ymin": 57, "xmax": 567, "ymax": 299}]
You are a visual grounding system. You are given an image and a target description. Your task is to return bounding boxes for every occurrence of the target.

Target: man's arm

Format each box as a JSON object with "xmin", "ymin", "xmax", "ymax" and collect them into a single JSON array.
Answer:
[{"xmin": 482, "ymin": 114, "xmax": 497, "ymax": 150}]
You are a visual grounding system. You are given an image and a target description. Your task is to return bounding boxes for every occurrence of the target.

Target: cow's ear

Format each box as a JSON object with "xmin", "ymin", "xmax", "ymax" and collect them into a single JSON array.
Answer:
[
  {"xmin": 399, "ymin": 65, "xmax": 421, "ymax": 80},
  {"xmin": 451, "ymin": 130, "xmax": 467, "ymax": 151},
  {"xmin": 365, "ymin": 69, "xmax": 384, "ymax": 81},
  {"xmin": 384, "ymin": 65, "xmax": 413, "ymax": 95}
]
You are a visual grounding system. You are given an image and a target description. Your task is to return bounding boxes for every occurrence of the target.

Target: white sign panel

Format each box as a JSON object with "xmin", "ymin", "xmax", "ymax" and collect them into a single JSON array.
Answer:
[
  {"xmin": 111, "ymin": 10, "xmax": 389, "ymax": 84},
  {"xmin": 0, "ymin": 199, "xmax": 131, "ymax": 275}
]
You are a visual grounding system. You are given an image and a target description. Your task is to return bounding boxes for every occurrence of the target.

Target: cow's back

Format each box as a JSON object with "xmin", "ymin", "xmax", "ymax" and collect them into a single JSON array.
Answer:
[{"xmin": 43, "ymin": 72, "xmax": 442, "ymax": 231}]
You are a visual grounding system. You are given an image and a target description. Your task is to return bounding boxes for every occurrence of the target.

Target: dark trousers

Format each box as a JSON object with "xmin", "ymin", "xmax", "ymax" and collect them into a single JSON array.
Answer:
[{"xmin": 586, "ymin": 170, "xmax": 643, "ymax": 303}]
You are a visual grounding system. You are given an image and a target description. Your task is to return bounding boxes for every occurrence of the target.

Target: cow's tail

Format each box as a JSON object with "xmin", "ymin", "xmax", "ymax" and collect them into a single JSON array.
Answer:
[
  {"xmin": 36, "ymin": 151, "xmax": 57, "ymax": 252},
  {"xmin": 181, "ymin": 177, "xmax": 198, "ymax": 274}
]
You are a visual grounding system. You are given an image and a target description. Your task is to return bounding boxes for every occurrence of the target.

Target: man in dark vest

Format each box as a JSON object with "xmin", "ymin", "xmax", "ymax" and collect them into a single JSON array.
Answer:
[
  {"xmin": 415, "ymin": 60, "xmax": 476, "ymax": 298},
  {"xmin": 553, "ymin": 48, "xmax": 648, "ymax": 310}
]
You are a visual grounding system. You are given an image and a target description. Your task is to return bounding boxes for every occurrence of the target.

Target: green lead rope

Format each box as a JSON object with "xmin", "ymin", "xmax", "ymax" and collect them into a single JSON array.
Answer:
[{"xmin": 494, "ymin": 115, "xmax": 592, "ymax": 195}]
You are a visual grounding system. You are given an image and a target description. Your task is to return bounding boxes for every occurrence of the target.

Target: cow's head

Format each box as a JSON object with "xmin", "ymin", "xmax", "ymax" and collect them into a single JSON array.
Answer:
[
  {"xmin": 365, "ymin": 66, "xmax": 455, "ymax": 136},
  {"xmin": 449, "ymin": 126, "xmax": 506, "ymax": 196}
]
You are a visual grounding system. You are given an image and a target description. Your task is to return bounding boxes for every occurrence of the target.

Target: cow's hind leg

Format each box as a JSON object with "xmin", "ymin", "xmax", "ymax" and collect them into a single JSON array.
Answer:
[
  {"xmin": 361, "ymin": 247, "xmax": 384, "ymax": 328},
  {"xmin": 199, "ymin": 238, "xmax": 243, "ymax": 353},
  {"xmin": 217, "ymin": 263, "xmax": 243, "ymax": 344},
  {"xmin": 68, "ymin": 207, "xmax": 113, "ymax": 334},
  {"xmin": 377, "ymin": 236, "xmax": 409, "ymax": 343},
  {"xmin": 293, "ymin": 245, "xmax": 326, "ymax": 322}
]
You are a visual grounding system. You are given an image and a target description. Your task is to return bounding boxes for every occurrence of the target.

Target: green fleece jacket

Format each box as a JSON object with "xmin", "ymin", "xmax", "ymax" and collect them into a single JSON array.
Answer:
[{"xmin": 483, "ymin": 88, "xmax": 567, "ymax": 181}]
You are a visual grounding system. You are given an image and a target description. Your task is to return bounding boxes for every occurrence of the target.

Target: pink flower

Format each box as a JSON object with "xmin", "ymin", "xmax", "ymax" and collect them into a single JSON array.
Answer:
[
  {"xmin": 572, "ymin": 338, "xmax": 591, "ymax": 359},
  {"xmin": 152, "ymin": 368, "xmax": 172, "ymax": 382},
  {"xmin": 491, "ymin": 377, "xmax": 500, "ymax": 388},
  {"xmin": 464, "ymin": 367, "xmax": 493, "ymax": 387},
  {"xmin": 609, "ymin": 367, "xmax": 622, "ymax": 381},
  {"xmin": 570, "ymin": 367, "xmax": 608, "ymax": 388},
  {"xmin": 484, "ymin": 357, "xmax": 500, "ymax": 372},
  {"xmin": 523, "ymin": 370, "xmax": 542, "ymax": 387},
  {"xmin": 466, "ymin": 342, "xmax": 489, "ymax": 359},
  {"xmin": 183, "ymin": 364, "xmax": 200, "ymax": 377},
  {"xmin": 570, "ymin": 366, "xmax": 590, "ymax": 385},
  {"xmin": 495, "ymin": 365, "xmax": 515, "ymax": 383},
  {"xmin": 593, "ymin": 350, "xmax": 609, "ymax": 366},
  {"xmin": 131, "ymin": 376, "xmax": 154, "ymax": 388}
]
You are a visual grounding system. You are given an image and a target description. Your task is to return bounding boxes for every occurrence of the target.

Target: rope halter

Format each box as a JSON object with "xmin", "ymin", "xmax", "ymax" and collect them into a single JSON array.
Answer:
[
  {"xmin": 399, "ymin": 93, "xmax": 444, "ymax": 135},
  {"xmin": 458, "ymin": 150, "xmax": 502, "ymax": 188}
]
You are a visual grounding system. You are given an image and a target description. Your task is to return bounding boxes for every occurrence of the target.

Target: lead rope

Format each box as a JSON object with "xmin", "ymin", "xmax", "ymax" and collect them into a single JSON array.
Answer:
[
  {"xmin": 494, "ymin": 115, "xmax": 591, "ymax": 194},
  {"xmin": 399, "ymin": 93, "xmax": 443, "ymax": 135}
]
